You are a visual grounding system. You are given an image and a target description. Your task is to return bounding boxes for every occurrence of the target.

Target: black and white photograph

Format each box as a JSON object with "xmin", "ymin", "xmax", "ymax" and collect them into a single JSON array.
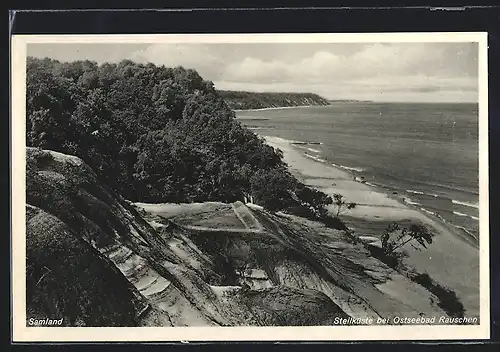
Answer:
[{"xmin": 11, "ymin": 33, "xmax": 489, "ymax": 341}]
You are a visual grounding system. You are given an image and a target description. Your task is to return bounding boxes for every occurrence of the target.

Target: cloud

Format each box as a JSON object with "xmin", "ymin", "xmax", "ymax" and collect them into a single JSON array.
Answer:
[
  {"xmin": 129, "ymin": 44, "xmax": 226, "ymax": 79},
  {"xmin": 223, "ymin": 51, "xmax": 348, "ymax": 83},
  {"xmin": 349, "ymin": 43, "xmax": 445, "ymax": 75},
  {"xmin": 224, "ymin": 57, "xmax": 291, "ymax": 83},
  {"xmin": 128, "ymin": 42, "xmax": 478, "ymax": 102},
  {"xmin": 221, "ymin": 43, "xmax": 476, "ymax": 83}
]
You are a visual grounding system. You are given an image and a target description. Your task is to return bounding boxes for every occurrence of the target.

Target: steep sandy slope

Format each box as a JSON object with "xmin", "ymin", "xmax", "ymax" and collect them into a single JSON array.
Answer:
[
  {"xmin": 26, "ymin": 147, "xmax": 351, "ymax": 326},
  {"xmin": 26, "ymin": 204, "xmax": 148, "ymax": 326},
  {"xmin": 138, "ymin": 201, "xmax": 450, "ymax": 322}
]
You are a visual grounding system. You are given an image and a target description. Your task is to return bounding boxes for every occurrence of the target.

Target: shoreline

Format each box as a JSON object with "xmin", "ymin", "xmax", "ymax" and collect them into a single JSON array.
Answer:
[
  {"xmin": 261, "ymin": 134, "xmax": 480, "ymax": 316},
  {"xmin": 270, "ymin": 137, "xmax": 479, "ymax": 245},
  {"xmin": 234, "ymin": 104, "xmax": 329, "ymax": 112},
  {"xmin": 261, "ymin": 136, "xmax": 471, "ymax": 238}
]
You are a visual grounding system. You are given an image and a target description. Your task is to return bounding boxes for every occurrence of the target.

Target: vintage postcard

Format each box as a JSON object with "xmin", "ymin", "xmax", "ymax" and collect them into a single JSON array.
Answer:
[{"xmin": 11, "ymin": 32, "xmax": 489, "ymax": 342}]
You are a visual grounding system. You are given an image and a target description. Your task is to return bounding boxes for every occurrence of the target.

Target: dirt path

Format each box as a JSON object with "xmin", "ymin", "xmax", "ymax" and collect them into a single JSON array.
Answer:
[
  {"xmin": 231, "ymin": 201, "xmax": 263, "ymax": 231},
  {"xmin": 178, "ymin": 202, "xmax": 264, "ymax": 234},
  {"xmin": 169, "ymin": 201, "xmax": 265, "ymax": 235}
]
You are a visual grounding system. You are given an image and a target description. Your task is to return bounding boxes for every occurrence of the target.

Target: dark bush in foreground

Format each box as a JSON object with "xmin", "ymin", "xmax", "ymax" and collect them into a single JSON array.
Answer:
[
  {"xmin": 364, "ymin": 241, "xmax": 465, "ymax": 319},
  {"xmin": 410, "ymin": 272, "xmax": 465, "ymax": 318},
  {"xmin": 250, "ymin": 167, "xmax": 297, "ymax": 212}
]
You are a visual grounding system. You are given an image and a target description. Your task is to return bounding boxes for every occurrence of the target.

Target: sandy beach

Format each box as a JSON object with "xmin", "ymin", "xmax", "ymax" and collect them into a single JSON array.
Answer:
[
  {"xmin": 234, "ymin": 105, "xmax": 324, "ymax": 112},
  {"xmin": 262, "ymin": 135, "xmax": 480, "ymax": 317}
]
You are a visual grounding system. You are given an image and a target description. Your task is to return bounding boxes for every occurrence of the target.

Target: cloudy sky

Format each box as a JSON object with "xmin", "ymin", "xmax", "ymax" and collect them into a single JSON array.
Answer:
[{"xmin": 27, "ymin": 42, "xmax": 478, "ymax": 102}]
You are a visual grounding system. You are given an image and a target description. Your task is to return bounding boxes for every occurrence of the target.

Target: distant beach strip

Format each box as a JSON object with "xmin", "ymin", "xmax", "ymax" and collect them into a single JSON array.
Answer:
[{"xmin": 234, "ymin": 105, "xmax": 322, "ymax": 112}]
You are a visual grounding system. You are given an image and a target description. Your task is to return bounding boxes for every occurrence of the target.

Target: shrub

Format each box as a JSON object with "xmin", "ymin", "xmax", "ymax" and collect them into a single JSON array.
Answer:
[
  {"xmin": 381, "ymin": 223, "xmax": 434, "ymax": 256},
  {"xmin": 332, "ymin": 193, "xmax": 357, "ymax": 217},
  {"xmin": 411, "ymin": 272, "xmax": 465, "ymax": 318}
]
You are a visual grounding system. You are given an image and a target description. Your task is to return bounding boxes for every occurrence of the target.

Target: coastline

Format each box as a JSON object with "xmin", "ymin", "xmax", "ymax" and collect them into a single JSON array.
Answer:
[
  {"xmin": 234, "ymin": 104, "xmax": 329, "ymax": 112},
  {"xmin": 261, "ymin": 135, "xmax": 480, "ymax": 317}
]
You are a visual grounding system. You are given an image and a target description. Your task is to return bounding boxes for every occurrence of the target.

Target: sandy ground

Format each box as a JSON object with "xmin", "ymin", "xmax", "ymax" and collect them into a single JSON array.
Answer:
[
  {"xmin": 234, "ymin": 105, "xmax": 319, "ymax": 112},
  {"xmin": 263, "ymin": 135, "xmax": 480, "ymax": 317},
  {"xmin": 133, "ymin": 201, "xmax": 262, "ymax": 233}
]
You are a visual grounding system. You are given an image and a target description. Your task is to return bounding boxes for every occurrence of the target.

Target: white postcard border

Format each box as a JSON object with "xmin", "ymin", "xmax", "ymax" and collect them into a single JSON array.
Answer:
[{"xmin": 11, "ymin": 32, "xmax": 490, "ymax": 342}]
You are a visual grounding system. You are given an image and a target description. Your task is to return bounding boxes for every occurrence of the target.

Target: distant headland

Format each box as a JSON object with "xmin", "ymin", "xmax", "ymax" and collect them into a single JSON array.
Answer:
[{"xmin": 218, "ymin": 90, "xmax": 331, "ymax": 110}]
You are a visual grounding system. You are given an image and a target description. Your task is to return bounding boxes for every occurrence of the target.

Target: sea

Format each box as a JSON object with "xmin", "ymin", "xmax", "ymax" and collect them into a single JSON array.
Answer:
[{"xmin": 235, "ymin": 102, "xmax": 480, "ymax": 239}]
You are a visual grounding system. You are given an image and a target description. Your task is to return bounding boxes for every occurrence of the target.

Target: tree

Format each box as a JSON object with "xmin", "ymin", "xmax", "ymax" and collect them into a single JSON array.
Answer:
[
  {"xmin": 295, "ymin": 184, "xmax": 333, "ymax": 218},
  {"xmin": 250, "ymin": 168, "xmax": 297, "ymax": 212},
  {"xmin": 381, "ymin": 223, "xmax": 434, "ymax": 255},
  {"xmin": 152, "ymin": 78, "xmax": 187, "ymax": 121},
  {"xmin": 26, "ymin": 58, "xmax": 81, "ymax": 152},
  {"xmin": 25, "ymin": 57, "xmax": 336, "ymax": 214},
  {"xmin": 332, "ymin": 193, "xmax": 357, "ymax": 217}
]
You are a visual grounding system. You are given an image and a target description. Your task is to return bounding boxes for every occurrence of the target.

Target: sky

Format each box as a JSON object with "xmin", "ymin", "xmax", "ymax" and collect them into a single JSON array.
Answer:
[{"xmin": 27, "ymin": 42, "xmax": 479, "ymax": 103}]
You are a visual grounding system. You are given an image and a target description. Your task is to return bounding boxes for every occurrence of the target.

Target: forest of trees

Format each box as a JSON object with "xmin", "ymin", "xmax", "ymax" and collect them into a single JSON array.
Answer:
[
  {"xmin": 219, "ymin": 90, "xmax": 331, "ymax": 110},
  {"xmin": 26, "ymin": 57, "xmax": 336, "ymax": 221}
]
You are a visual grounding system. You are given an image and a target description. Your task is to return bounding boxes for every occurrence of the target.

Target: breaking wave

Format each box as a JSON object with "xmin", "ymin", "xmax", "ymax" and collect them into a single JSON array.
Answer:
[
  {"xmin": 420, "ymin": 207, "xmax": 436, "ymax": 216},
  {"xmin": 452, "ymin": 199, "xmax": 479, "ymax": 209},
  {"xmin": 453, "ymin": 211, "xmax": 479, "ymax": 221},
  {"xmin": 402, "ymin": 198, "xmax": 421, "ymax": 206},
  {"xmin": 331, "ymin": 162, "xmax": 365, "ymax": 173},
  {"xmin": 292, "ymin": 144, "xmax": 322, "ymax": 154},
  {"xmin": 406, "ymin": 189, "xmax": 439, "ymax": 198},
  {"xmin": 304, "ymin": 153, "xmax": 327, "ymax": 164},
  {"xmin": 307, "ymin": 147, "xmax": 321, "ymax": 153}
]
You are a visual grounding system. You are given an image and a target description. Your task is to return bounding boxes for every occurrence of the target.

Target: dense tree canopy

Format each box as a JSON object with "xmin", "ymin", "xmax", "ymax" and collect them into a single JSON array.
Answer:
[{"xmin": 26, "ymin": 57, "xmax": 334, "ymax": 217}]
